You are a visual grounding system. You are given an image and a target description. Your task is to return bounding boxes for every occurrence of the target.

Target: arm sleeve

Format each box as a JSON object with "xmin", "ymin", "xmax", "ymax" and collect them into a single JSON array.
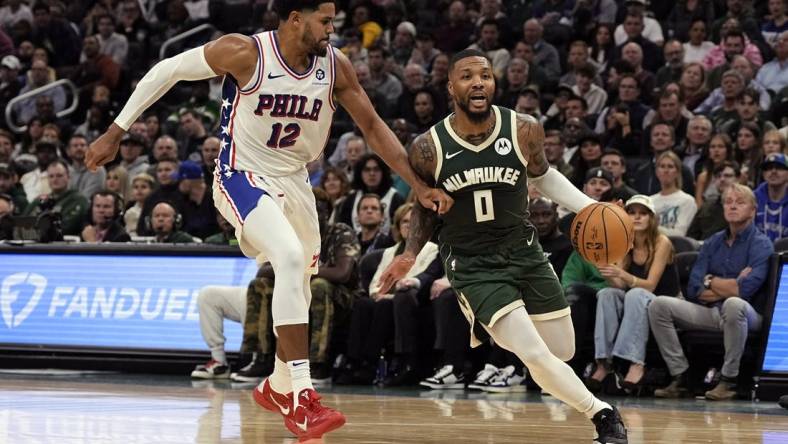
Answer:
[
  {"xmin": 114, "ymin": 45, "xmax": 217, "ymax": 130},
  {"xmin": 529, "ymin": 167, "xmax": 595, "ymax": 214},
  {"xmin": 737, "ymin": 235, "xmax": 774, "ymax": 300}
]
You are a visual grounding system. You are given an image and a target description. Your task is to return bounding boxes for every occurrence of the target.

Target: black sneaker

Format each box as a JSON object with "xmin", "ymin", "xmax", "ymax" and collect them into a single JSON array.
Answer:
[
  {"xmin": 191, "ymin": 359, "xmax": 230, "ymax": 379},
  {"xmin": 592, "ymin": 406, "xmax": 628, "ymax": 444},
  {"xmin": 311, "ymin": 362, "xmax": 332, "ymax": 386},
  {"xmin": 231, "ymin": 355, "xmax": 273, "ymax": 382}
]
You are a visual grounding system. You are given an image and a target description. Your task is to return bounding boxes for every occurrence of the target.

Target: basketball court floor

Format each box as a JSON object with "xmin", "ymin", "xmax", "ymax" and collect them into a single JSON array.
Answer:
[{"xmin": 2, "ymin": 372, "xmax": 788, "ymax": 443}]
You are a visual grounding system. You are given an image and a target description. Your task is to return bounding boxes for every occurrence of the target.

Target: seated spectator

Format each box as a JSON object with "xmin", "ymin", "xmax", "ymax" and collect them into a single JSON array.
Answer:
[
  {"xmin": 70, "ymin": 35, "xmax": 120, "ymax": 92},
  {"xmin": 30, "ymin": 2, "xmax": 81, "ymax": 68},
  {"xmin": 124, "ymin": 173, "xmax": 154, "ymax": 236},
  {"xmin": 468, "ymin": 19, "xmax": 510, "ymax": 80},
  {"xmin": 0, "ymin": 193, "xmax": 13, "ymax": 239},
  {"xmin": 234, "ymin": 189, "xmax": 361, "ymax": 382},
  {"xmin": 601, "ymin": 149, "xmax": 638, "ymax": 202},
  {"xmin": 678, "ymin": 116, "xmax": 713, "ymax": 177},
  {"xmin": 595, "ymin": 74, "xmax": 655, "ymax": 158},
  {"xmin": 67, "ymin": 134, "xmax": 105, "ymax": 199},
  {"xmin": 319, "ymin": 166, "xmax": 351, "ymax": 222},
  {"xmin": 411, "ymin": 88, "xmax": 439, "ymax": 133},
  {"xmin": 569, "ymin": 133, "xmax": 603, "ymax": 188},
  {"xmin": 649, "ymin": 184, "xmax": 773, "ymax": 400},
  {"xmin": 20, "ymin": 141, "xmax": 58, "ymax": 201},
  {"xmin": 735, "ymin": 122, "xmax": 765, "ymax": 188},
  {"xmin": 632, "ymin": 123, "xmax": 696, "ymax": 196},
  {"xmin": 336, "ymin": 154, "xmax": 404, "ymax": 235},
  {"xmin": 190, "ymin": 283, "xmax": 247, "ymax": 379},
  {"xmin": 177, "ymin": 109, "xmax": 209, "ymax": 162},
  {"xmin": 682, "ymin": 18, "xmax": 716, "ymax": 64},
  {"xmin": 719, "ymin": 88, "xmax": 777, "ymax": 142},
  {"xmin": 688, "ymin": 161, "xmax": 741, "ymax": 240},
  {"xmin": 80, "ymin": 190, "xmax": 131, "ymax": 243},
  {"xmin": 176, "ymin": 160, "xmax": 218, "ymax": 239},
  {"xmin": 333, "ymin": 134, "xmax": 367, "ymax": 181},
  {"xmin": 762, "ymin": 5, "xmax": 788, "ymax": 46},
  {"xmin": 651, "ymin": 151, "xmax": 698, "ymax": 236},
  {"xmin": 543, "ymin": 130, "xmax": 574, "ymax": 179},
  {"xmin": 342, "ymin": 204, "xmax": 441, "ymax": 386},
  {"xmin": 755, "ymin": 31, "xmax": 788, "ymax": 93},
  {"xmin": 23, "ymin": 159, "xmax": 88, "ymax": 236},
  {"xmin": 559, "ymin": 167, "xmax": 613, "ymax": 234},
  {"xmin": 695, "ymin": 134, "xmax": 736, "ymax": 205},
  {"xmin": 118, "ymin": 133, "xmax": 150, "ymax": 181},
  {"xmin": 561, "ymin": 40, "xmax": 603, "ymax": 88},
  {"xmin": 679, "ymin": 63, "xmax": 710, "ymax": 111},
  {"xmin": 763, "ymin": 130, "xmax": 787, "ymax": 156},
  {"xmin": 754, "ymin": 153, "xmax": 788, "ymax": 241},
  {"xmin": 353, "ymin": 193, "xmax": 395, "ymax": 255},
  {"xmin": 644, "ymin": 90, "xmax": 690, "ymax": 154},
  {"xmin": 573, "ymin": 64, "xmax": 607, "ymax": 116},
  {"xmin": 588, "ymin": 195, "xmax": 678, "ymax": 393},
  {"xmin": 0, "ymin": 163, "xmax": 27, "ymax": 212},
  {"xmin": 149, "ymin": 201, "xmax": 194, "ymax": 243},
  {"xmin": 13, "ymin": 59, "xmax": 66, "ymax": 125},
  {"xmin": 200, "ymin": 136, "xmax": 220, "ymax": 187},
  {"xmin": 529, "ymin": 197, "xmax": 572, "ymax": 278},
  {"xmin": 95, "ymin": 13, "xmax": 128, "ymax": 65},
  {"xmin": 696, "ymin": 70, "xmax": 741, "ymax": 127},
  {"xmin": 703, "ymin": 30, "xmax": 762, "ymax": 88},
  {"xmin": 0, "ymin": 55, "xmax": 23, "ymax": 114},
  {"xmin": 204, "ymin": 213, "xmax": 237, "ymax": 246},
  {"xmin": 105, "ymin": 165, "xmax": 130, "ymax": 203},
  {"xmin": 615, "ymin": 2, "xmax": 665, "ymax": 48},
  {"xmin": 137, "ymin": 158, "xmax": 184, "ymax": 235}
]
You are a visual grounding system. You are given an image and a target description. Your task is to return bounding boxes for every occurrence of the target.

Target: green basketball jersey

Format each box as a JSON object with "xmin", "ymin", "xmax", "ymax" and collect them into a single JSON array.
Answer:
[{"xmin": 432, "ymin": 106, "xmax": 530, "ymax": 254}]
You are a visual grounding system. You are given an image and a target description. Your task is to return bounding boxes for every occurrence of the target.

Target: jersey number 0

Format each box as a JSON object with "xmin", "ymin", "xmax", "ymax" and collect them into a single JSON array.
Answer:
[{"xmin": 473, "ymin": 189, "xmax": 495, "ymax": 222}]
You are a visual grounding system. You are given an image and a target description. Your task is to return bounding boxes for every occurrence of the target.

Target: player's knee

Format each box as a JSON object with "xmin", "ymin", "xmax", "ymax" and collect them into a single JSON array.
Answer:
[
  {"xmin": 277, "ymin": 249, "xmax": 306, "ymax": 275},
  {"xmin": 551, "ymin": 340, "xmax": 575, "ymax": 362}
]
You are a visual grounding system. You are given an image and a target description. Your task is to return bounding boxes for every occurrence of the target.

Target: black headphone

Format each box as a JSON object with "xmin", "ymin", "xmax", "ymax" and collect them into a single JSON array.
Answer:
[
  {"xmin": 144, "ymin": 200, "xmax": 183, "ymax": 232},
  {"xmin": 87, "ymin": 190, "xmax": 125, "ymax": 224}
]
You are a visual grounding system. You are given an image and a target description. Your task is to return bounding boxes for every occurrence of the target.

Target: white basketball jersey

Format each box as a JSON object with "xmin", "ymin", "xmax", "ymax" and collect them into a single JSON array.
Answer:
[{"xmin": 216, "ymin": 31, "xmax": 336, "ymax": 177}]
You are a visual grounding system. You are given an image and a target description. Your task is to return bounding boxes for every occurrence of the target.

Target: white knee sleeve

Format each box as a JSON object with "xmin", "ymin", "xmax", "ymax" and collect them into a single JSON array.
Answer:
[{"xmin": 534, "ymin": 315, "xmax": 576, "ymax": 362}]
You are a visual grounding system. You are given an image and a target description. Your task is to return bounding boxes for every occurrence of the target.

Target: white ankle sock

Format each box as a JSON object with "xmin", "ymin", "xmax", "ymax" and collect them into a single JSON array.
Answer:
[
  {"xmin": 268, "ymin": 354, "xmax": 292, "ymax": 394},
  {"xmin": 288, "ymin": 359, "xmax": 313, "ymax": 404}
]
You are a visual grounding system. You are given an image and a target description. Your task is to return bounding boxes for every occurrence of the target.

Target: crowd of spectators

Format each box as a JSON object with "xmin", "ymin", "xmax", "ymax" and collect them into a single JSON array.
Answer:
[{"xmin": 0, "ymin": 0, "xmax": 785, "ymax": 399}]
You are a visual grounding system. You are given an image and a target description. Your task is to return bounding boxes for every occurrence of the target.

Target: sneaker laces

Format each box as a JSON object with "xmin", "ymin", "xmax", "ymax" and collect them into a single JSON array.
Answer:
[
  {"xmin": 474, "ymin": 364, "xmax": 498, "ymax": 383},
  {"xmin": 298, "ymin": 390, "xmax": 327, "ymax": 414},
  {"xmin": 490, "ymin": 365, "xmax": 515, "ymax": 384}
]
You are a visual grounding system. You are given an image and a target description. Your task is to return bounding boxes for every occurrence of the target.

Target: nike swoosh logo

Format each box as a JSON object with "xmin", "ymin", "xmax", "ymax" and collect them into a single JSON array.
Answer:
[
  {"xmin": 292, "ymin": 361, "xmax": 307, "ymax": 367},
  {"xmin": 272, "ymin": 396, "xmax": 290, "ymax": 415},
  {"xmin": 297, "ymin": 417, "xmax": 308, "ymax": 431},
  {"xmin": 268, "ymin": 73, "xmax": 285, "ymax": 79},
  {"xmin": 445, "ymin": 151, "xmax": 462, "ymax": 160},
  {"xmin": 526, "ymin": 230, "xmax": 535, "ymax": 246}
]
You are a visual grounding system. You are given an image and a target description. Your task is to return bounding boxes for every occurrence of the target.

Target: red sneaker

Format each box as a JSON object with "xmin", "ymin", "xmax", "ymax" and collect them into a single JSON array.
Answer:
[
  {"xmin": 252, "ymin": 378, "xmax": 293, "ymax": 418},
  {"xmin": 285, "ymin": 389, "xmax": 346, "ymax": 439}
]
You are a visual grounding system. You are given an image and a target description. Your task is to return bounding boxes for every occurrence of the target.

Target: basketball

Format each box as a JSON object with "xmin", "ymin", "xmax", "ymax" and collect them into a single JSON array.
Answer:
[{"xmin": 570, "ymin": 202, "xmax": 634, "ymax": 266}]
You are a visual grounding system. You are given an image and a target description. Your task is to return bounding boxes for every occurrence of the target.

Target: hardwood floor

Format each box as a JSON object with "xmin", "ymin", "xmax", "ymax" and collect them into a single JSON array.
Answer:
[{"xmin": 1, "ymin": 375, "xmax": 787, "ymax": 443}]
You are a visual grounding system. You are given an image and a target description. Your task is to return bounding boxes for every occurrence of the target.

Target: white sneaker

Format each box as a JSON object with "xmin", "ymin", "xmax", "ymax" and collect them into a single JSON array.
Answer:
[
  {"xmin": 483, "ymin": 365, "xmax": 527, "ymax": 393},
  {"xmin": 468, "ymin": 364, "xmax": 499, "ymax": 391},
  {"xmin": 419, "ymin": 365, "xmax": 465, "ymax": 389},
  {"xmin": 191, "ymin": 359, "xmax": 230, "ymax": 379}
]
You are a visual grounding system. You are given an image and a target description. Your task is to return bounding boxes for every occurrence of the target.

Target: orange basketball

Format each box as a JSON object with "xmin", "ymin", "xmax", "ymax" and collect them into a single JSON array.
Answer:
[{"xmin": 570, "ymin": 202, "xmax": 634, "ymax": 266}]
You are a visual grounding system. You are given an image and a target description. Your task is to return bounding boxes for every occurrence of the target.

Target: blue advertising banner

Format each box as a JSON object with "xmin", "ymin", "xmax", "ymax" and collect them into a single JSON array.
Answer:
[
  {"xmin": 0, "ymin": 253, "xmax": 257, "ymax": 352},
  {"xmin": 763, "ymin": 263, "xmax": 788, "ymax": 373}
]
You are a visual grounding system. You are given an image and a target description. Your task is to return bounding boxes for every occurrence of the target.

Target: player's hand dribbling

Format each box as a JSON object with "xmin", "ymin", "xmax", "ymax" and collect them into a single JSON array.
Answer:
[
  {"xmin": 417, "ymin": 187, "xmax": 454, "ymax": 215},
  {"xmin": 85, "ymin": 125, "xmax": 124, "ymax": 172},
  {"xmin": 377, "ymin": 252, "xmax": 416, "ymax": 295}
]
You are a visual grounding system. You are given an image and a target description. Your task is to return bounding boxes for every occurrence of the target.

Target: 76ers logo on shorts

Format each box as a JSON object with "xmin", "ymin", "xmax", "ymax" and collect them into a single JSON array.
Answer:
[
  {"xmin": 495, "ymin": 138, "xmax": 512, "ymax": 156},
  {"xmin": 316, "ymin": 69, "xmax": 325, "ymax": 80}
]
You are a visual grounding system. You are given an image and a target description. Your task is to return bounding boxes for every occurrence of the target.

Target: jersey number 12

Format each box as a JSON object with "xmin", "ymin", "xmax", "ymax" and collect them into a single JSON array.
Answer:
[
  {"xmin": 473, "ymin": 189, "xmax": 495, "ymax": 222},
  {"xmin": 266, "ymin": 123, "xmax": 301, "ymax": 148}
]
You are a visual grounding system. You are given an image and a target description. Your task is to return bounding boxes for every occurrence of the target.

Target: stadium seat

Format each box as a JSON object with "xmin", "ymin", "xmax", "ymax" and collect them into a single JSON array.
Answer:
[
  {"xmin": 774, "ymin": 237, "xmax": 788, "ymax": 253},
  {"xmin": 669, "ymin": 236, "xmax": 701, "ymax": 254},
  {"xmin": 673, "ymin": 251, "xmax": 698, "ymax": 298}
]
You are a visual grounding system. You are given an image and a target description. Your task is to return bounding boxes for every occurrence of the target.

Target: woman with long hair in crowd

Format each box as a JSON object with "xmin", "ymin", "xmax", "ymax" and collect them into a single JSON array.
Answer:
[
  {"xmin": 124, "ymin": 173, "xmax": 155, "ymax": 236},
  {"xmin": 679, "ymin": 62, "xmax": 708, "ymax": 111},
  {"xmin": 762, "ymin": 129, "xmax": 787, "ymax": 156},
  {"xmin": 695, "ymin": 133, "xmax": 735, "ymax": 206},
  {"xmin": 735, "ymin": 122, "xmax": 763, "ymax": 188},
  {"xmin": 319, "ymin": 166, "xmax": 352, "ymax": 223},
  {"xmin": 587, "ymin": 195, "xmax": 678, "ymax": 394},
  {"xmin": 105, "ymin": 165, "xmax": 130, "ymax": 203},
  {"xmin": 589, "ymin": 23, "xmax": 615, "ymax": 73},
  {"xmin": 651, "ymin": 151, "xmax": 698, "ymax": 236}
]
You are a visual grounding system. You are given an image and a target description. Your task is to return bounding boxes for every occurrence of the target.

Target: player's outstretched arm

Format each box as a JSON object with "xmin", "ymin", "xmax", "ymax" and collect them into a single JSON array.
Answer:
[
  {"xmin": 332, "ymin": 50, "xmax": 453, "ymax": 214},
  {"xmin": 517, "ymin": 113, "xmax": 595, "ymax": 213},
  {"xmin": 377, "ymin": 132, "xmax": 441, "ymax": 294},
  {"xmin": 86, "ymin": 34, "xmax": 258, "ymax": 171}
]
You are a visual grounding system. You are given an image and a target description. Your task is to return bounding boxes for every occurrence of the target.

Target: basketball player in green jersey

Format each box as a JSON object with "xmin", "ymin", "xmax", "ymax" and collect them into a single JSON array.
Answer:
[{"xmin": 379, "ymin": 50, "xmax": 627, "ymax": 443}]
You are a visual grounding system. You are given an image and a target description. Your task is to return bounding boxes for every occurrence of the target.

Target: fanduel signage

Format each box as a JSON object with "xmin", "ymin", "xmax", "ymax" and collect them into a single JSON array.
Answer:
[{"xmin": 0, "ymin": 253, "xmax": 257, "ymax": 352}]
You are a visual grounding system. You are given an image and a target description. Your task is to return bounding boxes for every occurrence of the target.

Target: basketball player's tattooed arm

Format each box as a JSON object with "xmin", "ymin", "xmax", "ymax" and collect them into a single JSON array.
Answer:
[
  {"xmin": 516, "ymin": 113, "xmax": 595, "ymax": 213},
  {"xmin": 86, "ymin": 34, "xmax": 257, "ymax": 170},
  {"xmin": 377, "ymin": 132, "xmax": 440, "ymax": 294},
  {"xmin": 333, "ymin": 50, "xmax": 453, "ymax": 214}
]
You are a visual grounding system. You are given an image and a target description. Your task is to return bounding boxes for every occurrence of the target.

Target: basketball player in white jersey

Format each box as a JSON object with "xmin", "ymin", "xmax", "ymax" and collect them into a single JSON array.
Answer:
[{"xmin": 85, "ymin": 1, "xmax": 452, "ymax": 439}]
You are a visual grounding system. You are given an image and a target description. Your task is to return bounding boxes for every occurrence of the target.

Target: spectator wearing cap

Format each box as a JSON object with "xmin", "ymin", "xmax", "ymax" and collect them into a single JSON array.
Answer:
[
  {"xmin": 572, "ymin": 63, "xmax": 607, "ymax": 115},
  {"xmin": 94, "ymin": 13, "xmax": 128, "ymax": 65},
  {"xmin": 755, "ymin": 32, "xmax": 788, "ymax": 93},
  {"xmin": 119, "ymin": 133, "xmax": 150, "ymax": 181},
  {"xmin": 632, "ymin": 123, "xmax": 696, "ymax": 196},
  {"xmin": 20, "ymin": 140, "xmax": 58, "ymax": 201},
  {"xmin": 688, "ymin": 161, "xmax": 741, "ymax": 240},
  {"xmin": 468, "ymin": 19, "xmax": 511, "ymax": 80},
  {"xmin": 23, "ymin": 159, "xmax": 88, "ymax": 236},
  {"xmin": 14, "ymin": 58, "xmax": 66, "ymax": 125},
  {"xmin": 754, "ymin": 153, "xmax": 788, "ymax": 241},
  {"xmin": 435, "ymin": 0, "xmax": 475, "ymax": 54},
  {"xmin": 649, "ymin": 183, "xmax": 772, "ymax": 401},
  {"xmin": 559, "ymin": 167, "xmax": 614, "ymax": 233},
  {"xmin": 0, "ymin": 1, "xmax": 33, "ymax": 30},
  {"xmin": 570, "ymin": 133, "xmax": 604, "ymax": 188},
  {"xmin": 601, "ymin": 149, "xmax": 638, "ymax": 202},
  {"xmin": 0, "ymin": 55, "xmax": 22, "ymax": 111},
  {"xmin": 67, "ymin": 134, "xmax": 105, "ymax": 199},
  {"xmin": 522, "ymin": 19, "xmax": 561, "ymax": 80},
  {"xmin": 391, "ymin": 21, "xmax": 416, "ymax": 67},
  {"xmin": 650, "ymin": 151, "xmax": 698, "ymax": 236},
  {"xmin": 177, "ymin": 160, "xmax": 217, "ymax": 239},
  {"xmin": 615, "ymin": 0, "xmax": 665, "ymax": 48},
  {"xmin": 0, "ymin": 163, "xmax": 27, "ymax": 213}
]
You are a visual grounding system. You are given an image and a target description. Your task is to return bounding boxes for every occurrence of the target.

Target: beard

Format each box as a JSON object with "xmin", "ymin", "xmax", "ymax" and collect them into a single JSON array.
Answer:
[
  {"xmin": 303, "ymin": 25, "xmax": 328, "ymax": 57},
  {"xmin": 455, "ymin": 96, "xmax": 492, "ymax": 123}
]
